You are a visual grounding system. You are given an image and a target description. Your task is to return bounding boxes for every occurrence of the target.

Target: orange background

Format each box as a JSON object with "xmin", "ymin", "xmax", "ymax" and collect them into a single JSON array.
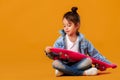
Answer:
[{"xmin": 0, "ymin": 0, "xmax": 120, "ymax": 80}]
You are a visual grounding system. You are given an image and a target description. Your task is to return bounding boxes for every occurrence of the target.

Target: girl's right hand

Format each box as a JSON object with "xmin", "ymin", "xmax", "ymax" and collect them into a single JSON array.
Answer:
[{"xmin": 45, "ymin": 46, "xmax": 52, "ymax": 53}]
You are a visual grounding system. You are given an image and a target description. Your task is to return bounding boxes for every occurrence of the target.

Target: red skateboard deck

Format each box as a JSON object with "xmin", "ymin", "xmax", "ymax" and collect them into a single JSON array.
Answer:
[{"xmin": 50, "ymin": 48, "xmax": 117, "ymax": 71}]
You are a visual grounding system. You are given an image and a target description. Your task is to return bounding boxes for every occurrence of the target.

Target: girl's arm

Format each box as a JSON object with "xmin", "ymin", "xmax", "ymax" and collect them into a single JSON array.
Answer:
[
  {"xmin": 45, "ymin": 36, "xmax": 64, "ymax": 60},
  {"xmin": 86, "ymin": 40, "xmax": 111, "ymax": 64}
]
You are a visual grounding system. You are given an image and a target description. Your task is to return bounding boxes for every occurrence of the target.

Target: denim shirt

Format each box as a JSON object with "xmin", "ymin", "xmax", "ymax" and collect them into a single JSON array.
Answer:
[{"xmin": 47, "ymin": 30, "xmax": 111, "ymax": 64}]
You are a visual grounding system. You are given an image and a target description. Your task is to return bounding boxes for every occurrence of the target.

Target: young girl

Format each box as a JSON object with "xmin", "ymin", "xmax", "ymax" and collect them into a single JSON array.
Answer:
[{"xmin": 45, "ymin": 7, "xmax": 111, "ymax": 76}]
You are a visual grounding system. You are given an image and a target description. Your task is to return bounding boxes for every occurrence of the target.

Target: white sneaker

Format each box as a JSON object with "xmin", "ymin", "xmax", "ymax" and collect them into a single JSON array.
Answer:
[
  {"xmin": 55, "ymin": 70, "xmax": 64, "ymax": 77},
  {"xmin": 84, "ymin": 68, "xmax": 98, "ymax": 76}
]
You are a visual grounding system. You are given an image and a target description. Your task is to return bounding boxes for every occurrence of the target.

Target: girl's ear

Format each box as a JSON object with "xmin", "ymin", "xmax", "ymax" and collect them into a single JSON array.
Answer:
[{"xmin": 76, "ymin": 23, "xmax": 80, "ymax": 29}]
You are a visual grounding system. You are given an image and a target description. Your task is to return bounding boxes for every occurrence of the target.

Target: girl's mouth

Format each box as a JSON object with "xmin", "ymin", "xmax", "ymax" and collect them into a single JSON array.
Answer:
[{"xmin": 65, "ymin": 31, "xmax": 69, "ymax": 33}]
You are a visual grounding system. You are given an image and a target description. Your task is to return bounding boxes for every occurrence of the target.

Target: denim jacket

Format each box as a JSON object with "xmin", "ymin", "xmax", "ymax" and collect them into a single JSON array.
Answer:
[{"xmin": 46, "ymin": 30, "xmax": 111, "ymax": 64}]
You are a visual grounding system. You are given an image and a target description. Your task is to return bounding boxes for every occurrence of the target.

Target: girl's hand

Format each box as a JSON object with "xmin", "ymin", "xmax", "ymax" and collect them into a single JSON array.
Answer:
[{"xmin": 45, "ymin": 46, "xmax": 52, "ymax": 53}]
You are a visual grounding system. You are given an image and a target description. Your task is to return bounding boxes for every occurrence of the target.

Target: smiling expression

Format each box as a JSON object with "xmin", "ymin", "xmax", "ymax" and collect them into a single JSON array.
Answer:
[{"xmin": 63, "ymin": 18, "xmax": 79, "ymax": 36}]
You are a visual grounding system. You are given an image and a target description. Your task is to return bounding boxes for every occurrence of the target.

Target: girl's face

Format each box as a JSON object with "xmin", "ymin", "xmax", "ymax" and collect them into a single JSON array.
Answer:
[{"xmin": 63, "ymin": 18, "xmax": 79, "ymax": 36}]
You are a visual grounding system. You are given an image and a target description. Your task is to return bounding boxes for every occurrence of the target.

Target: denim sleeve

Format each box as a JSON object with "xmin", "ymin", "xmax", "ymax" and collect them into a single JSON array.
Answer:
[
  {"xmin": 87, "ymin": 40, "xmax": 111, "ymax": 64},
  {"xmin": 53, "ymin": 36, "xmax": 64, "ymax": 48}
]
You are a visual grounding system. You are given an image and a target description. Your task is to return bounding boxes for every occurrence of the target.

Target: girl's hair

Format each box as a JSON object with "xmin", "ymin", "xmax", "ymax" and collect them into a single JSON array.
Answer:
[{"xmin": 63, "ymin": 7, "xmax": 80, "ymax": 25}]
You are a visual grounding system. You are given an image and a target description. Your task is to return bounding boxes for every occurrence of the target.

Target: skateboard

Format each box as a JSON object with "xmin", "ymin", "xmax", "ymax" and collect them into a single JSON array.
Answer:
[{"xmin": 50, "ymin": 48, "xmax": 117, "ymax": 71}]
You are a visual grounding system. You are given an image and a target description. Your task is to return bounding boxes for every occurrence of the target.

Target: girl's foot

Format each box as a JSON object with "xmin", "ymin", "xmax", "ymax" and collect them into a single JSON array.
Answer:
[
  {"xmin": 55, "ymin": 70, "xmax": 64, "ymax": 77},
  {"xmin": 83, "ymin": 67, "xmax": 98, "ymax": 76}
]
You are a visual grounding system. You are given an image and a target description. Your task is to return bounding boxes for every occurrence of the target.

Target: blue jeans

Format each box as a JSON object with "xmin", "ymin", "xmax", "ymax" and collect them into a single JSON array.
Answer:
[{"xmin": 52, "ymin": 58, "xmax": 92, "ymax": 76}]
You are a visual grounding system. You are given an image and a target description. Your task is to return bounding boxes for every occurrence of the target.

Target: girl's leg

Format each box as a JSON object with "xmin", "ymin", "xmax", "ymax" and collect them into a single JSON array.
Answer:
[
  {"xmin": 72, "ymin": 58, "xmax": 98, "ymax": 76},
  {"xmin": 52, "ymin": 60, "xmax": 84, "ymax": 76},
  {"xmin": 71, "ymin": 58, "xmax": 92, "ymax": 70},
  {"xmin": 71, "ymin": 58, "xmax": 98, "ymax": 76},
  {"xmin": 52, "ymin": 58, "xmax": 98, "ymax": 76}
]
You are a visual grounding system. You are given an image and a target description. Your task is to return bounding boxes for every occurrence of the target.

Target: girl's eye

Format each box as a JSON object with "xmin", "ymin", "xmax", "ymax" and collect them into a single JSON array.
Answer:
[{"xmin": 68, "ymin": 24, "xmax": 71, "ymax": 27}]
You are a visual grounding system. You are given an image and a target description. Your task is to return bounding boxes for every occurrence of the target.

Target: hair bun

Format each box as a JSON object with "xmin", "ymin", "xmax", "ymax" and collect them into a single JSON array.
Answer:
[{"xmin": 71, "ymin": 7, "xmax": 78, "ymax": 13}]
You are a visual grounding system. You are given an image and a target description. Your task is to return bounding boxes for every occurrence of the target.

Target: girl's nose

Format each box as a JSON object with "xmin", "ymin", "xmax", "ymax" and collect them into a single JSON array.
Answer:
[{"xmin": 65, "ymin": 27, "xmax": 68, "ymax": 30}]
